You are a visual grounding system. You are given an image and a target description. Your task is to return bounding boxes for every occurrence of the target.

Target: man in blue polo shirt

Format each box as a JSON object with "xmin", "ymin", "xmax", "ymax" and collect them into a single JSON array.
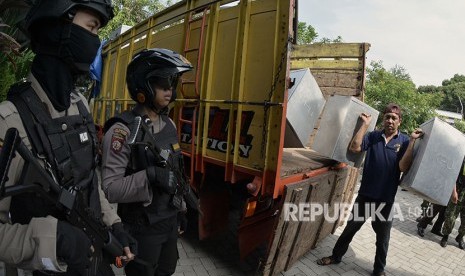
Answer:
[{"xmin": 317, "ymin": 103, "xmax": 423, "ymax": 276}]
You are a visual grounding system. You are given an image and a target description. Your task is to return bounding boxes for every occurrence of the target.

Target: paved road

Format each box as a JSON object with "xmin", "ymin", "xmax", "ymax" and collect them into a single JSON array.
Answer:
[
  {"xmin": 2, "ymin": 186, "xmax": 464, "ymax": 276},
  {"xmin": 172, "ymin": 187, "xmax": 465, "ymax": 276}
]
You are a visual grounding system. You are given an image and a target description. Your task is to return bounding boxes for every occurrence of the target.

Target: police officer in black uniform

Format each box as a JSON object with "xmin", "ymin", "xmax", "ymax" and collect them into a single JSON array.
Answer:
[
  {"xmin": 101, "ymin": 48, "xmax": 193, "ymax": 276},
  {"xmin": 0, "ymin": 1, "xmax": 135, "ymax": 275}
]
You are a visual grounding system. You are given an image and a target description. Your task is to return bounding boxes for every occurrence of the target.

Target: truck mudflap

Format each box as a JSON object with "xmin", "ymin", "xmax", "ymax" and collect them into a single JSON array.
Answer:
[{"xmin": 262, "ymin": 165, "xmax": 359, "ymax": 276}]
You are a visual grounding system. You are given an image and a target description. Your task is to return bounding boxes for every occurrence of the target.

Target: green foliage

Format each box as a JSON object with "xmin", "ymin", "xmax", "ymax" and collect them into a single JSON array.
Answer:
[
  {"xmin": 296, "ymin": 22, "xmax": 342, "ymax": 45},
  {"xmin": 365, "ymin": 61, "xmax": 441, "ymax": 133},
  {"xmin": 0, "ymin": 0, "xmax": 27, "ymax": 62},
  {"xmin": 437, "ymin": 74, "xmax": 465, "ymax": 113},
  {"xmin": 99, "ymin": 0, "xmax": 166, "ymax": 40},
  {"xmin": 417, "ymin": 85, "xmax": 440, "ymax": 94},
  {"xmin": 1, "ymin": 1, "xmax": 29, "ymax": 61},
  {"xmin": 319, "ymin": 35, "xmax": 343, "ymax": 43},
  {"xmin": 0, "ymin": 48, "xmax": 34, "ymax": 101},
  {"xmin": 0, "ymin": 62, "xmax": 16, "ymax": 101},
  {"xmin": 297, "ymin": 22, "xmax": 318, "ymax": 44},
  {"xmin": 454, "ymin": 119, "xmax": 465, "ymax": 133},
  {"xmin": 0, "ymin": 0, "xmax": 34, "ymax": 101}
]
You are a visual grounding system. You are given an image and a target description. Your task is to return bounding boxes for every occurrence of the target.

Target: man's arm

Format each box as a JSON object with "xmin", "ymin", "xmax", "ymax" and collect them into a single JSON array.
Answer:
[
  {"xmin": 399, "ymin": 128, "xmax": 424, "ymax": 172},
  {"xmin": 349, "ymin": 113, "xmax": 372, "ymax": 153},
  {"xmin": 101, "ymin": 123, "xmax": 152, "ymax": 204}
]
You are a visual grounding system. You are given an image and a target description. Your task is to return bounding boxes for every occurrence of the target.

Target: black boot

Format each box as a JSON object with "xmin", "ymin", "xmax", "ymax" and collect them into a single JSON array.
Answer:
[
  {"xmin": 440, "ymin": 235, "xmax": 449, "ymax": 248},
  {"xmin": 417, "ymin": 224, "xmax": 425, "ymax": 237},
  {"xmin": 456, "ymin": 235, "xmax": 464, "ymax": 249},
  {"xmin": 416, "ymin": 206, "xmax": 429, "ymax": 222}
]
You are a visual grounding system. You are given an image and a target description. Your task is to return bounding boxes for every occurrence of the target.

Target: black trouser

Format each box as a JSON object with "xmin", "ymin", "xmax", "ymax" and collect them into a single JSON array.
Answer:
[
  {"xmin": 124, "ymin": 216, "xmax": 179, "ymax": 276},
  {"xmin": 332, "ymin": 195, "xmax": 393, "ymax": 274},
  {"xmin": 32, "ymin": 260, "xmax": 114, "ymax": 276},
  {"xmin": 417, "ymin": 203, "xmax": 446, "ymax": 232}
]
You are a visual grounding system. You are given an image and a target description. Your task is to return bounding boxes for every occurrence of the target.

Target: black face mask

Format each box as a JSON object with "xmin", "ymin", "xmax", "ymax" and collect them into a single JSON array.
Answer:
[{"xmin": 67, "ymin": 23, "xmax": 101, "ymax": 73}]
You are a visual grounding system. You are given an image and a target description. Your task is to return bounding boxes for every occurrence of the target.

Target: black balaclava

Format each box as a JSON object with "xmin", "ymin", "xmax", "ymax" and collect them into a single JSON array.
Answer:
[{"xmin": 30, "ymin": 19, "xmax": 101, "ymax": 111}]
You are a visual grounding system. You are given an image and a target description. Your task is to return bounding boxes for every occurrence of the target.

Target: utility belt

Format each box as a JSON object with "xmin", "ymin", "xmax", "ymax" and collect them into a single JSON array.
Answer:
[
  {"xmin": 123, "ymin": 213, "xmax": 150, "ymax": 226},
  {"xmin": 123, "ymin": 213, "xmax": 177, "ymax": 234}
]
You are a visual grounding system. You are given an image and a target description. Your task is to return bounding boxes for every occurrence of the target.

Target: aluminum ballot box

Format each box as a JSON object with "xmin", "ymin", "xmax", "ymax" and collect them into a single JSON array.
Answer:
[
  {"xmin": 284, "ymin": 68, "xmax": 326, "ymax": 148},
  {"xmin": 309, "ymin": 95, "xmax": 379, "ymax": 167},
  {"xmin": 400, "ymin": 117, "xmax": 465, "ymax": 205}
]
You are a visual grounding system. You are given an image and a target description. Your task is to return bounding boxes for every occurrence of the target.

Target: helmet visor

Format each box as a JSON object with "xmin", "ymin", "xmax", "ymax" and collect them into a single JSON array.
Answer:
[{"xmin": 149, "ymin": 75, "xmax": 179, "ymax": 90}]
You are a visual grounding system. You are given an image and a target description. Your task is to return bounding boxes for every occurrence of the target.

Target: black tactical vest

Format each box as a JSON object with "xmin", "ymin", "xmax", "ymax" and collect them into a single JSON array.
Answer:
[
  {"xmin": 7, "ymin": 82, "xmax": 102, "ymax": 224},
  {"xmin": 104, "ymin": 111, "xmax": 181, "ymax": 225}
]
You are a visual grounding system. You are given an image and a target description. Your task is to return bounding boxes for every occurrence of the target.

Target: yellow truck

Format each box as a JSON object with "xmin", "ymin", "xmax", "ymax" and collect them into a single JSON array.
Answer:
[{"xmin": 94, "ymin": 0, "xmax": 370, "ymax": 274}]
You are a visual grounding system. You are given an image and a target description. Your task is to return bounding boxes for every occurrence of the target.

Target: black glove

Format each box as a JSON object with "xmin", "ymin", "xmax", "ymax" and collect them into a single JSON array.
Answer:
[
  {"xmin": 112, "ymin": 222, "xmax": 138, "ymax": 255},
  {"xmin": 56, "ymin": 220, "xmax": 92, "ymax": 272},
  {"xmin": 146, "ymin": 166, "xmax": 177, "ymax": 194}
]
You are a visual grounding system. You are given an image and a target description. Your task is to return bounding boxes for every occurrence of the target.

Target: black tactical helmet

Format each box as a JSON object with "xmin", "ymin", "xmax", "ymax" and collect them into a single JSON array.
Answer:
[
  {"xmin": 26, "ymin": 0, "xmax": 114, "ymax": 30},
  {"xmin": 126, "ymin": 48, "xmax": 193, "ymax": 105}
]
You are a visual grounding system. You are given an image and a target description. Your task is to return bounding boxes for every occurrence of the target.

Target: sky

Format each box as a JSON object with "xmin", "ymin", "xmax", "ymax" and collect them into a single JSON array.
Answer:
[{"xmin": 298, "ymin": 0, "xmax": 465, "ymax": 87}]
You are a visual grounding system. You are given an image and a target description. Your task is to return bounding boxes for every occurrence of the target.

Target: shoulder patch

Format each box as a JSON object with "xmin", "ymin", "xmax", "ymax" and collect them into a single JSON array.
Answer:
[
  {"xmin": 110, "ymin": 127, "xmax": 127, "ymax": 153},
  {"xmin": 113, "ymin": 127, "xmax": 128, "ymax": 137}
]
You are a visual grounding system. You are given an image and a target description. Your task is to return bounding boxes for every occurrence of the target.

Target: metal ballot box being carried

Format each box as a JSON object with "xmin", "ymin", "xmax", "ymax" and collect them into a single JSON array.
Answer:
[
  {"xmin": 309, "ymin": 95, "xmax": 379, "ymax": 167},
  {"xmin": 401, "ymin": 117, "xmax": 465, "ymax": 205},
  {"xmin": 284, "ymin": 68, "xmax": 326, "ymax": 148}
]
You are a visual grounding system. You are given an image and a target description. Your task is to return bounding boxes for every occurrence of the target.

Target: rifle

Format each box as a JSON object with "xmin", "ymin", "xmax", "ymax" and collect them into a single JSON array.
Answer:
[
  {"xmin": 0, "ymin": 128, "xmax": 125, "ymax": 275},
  {"xmin": 127, "ymin": 115, "xmax": 200, "ymax": 213}
]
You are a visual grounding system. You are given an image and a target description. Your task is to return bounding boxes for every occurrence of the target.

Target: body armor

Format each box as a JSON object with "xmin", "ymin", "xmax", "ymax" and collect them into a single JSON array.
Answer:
[
  {"xmin": 7, "ymin": 83, "xmax": 102, "ymax": 224},
  {"xmin": 104, "ymin": 111, "xmax": 182, "ymax": 225}
]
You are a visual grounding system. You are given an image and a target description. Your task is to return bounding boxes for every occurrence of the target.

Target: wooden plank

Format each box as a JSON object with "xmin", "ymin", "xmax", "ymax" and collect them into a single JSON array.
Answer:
[
  {"xmin": 312, "ymin": 72, "xmax": 362, "ymax": 89},
  {"xmin": 265, "ymin": 165, "xmax": 358, "ymax": 274},
  {"xmin": 291, "ymin": 43, "xmax": 370, "ymax": 59},
  {"xmin": 269, "ymin": 186, "xmax": 308, "ymax": 275},
  {"xmin": 314, "ymin": 167, "xmax": 349, "ymax": 246},
  {"xmin": 289, "ymin": 43, "xmax": 369, "ymax": 101},
  {"xmin": 334, "ymin": 166, "xmax": 359, "ymax": 229},
  {"xmin": 280, "ymin": 148, "xmax": 337, "ymax": 177},
  {"xmin": 320, "ymin": 86, "xmax": 362, "ymax": 97},
  {"xmin": 263, "ymin": 179, "xmax": 312, "ymax": 276},
  {"xmin": 291, "ymin": 59, "xmax": 363, "ymax": 71},
  {"xmin": 285, "ymin": 171, "xmax": 338, "ymax": 268}
]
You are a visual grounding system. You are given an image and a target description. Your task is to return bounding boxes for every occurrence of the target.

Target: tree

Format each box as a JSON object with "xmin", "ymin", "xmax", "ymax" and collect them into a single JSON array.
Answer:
[
  {"xmin": 454, "ymin": 119, "xmax": 465, "ymax": 133},
  {"xmin": 296, "ymin": 22, "xmax": 342, "ymax": 44},
  {"xmin": 99, "ymin": 0, "xmax": 167, "ymax": 40},
  {"xmin": 437, "ymin": 74, "xmax": 465, "ymax": 113},
  {"xmin": 365, "ymin": 61, "xmax": 441, "ymax": 133},
  {"xmin": 297, "ymin": 21, "xmax": 318, "ymax": 44},
  {"xmin": 319, "ymin": 35, "xmax": 343, "ymax": 43},
  {"xmin": 0, "ymin": 0, "xmax": 26, "ymax": 63},
  {"xmin": 0, "ymin": 0, "xmax": 33, "ymax": 101},
  {"xmin": 417, "ymin": 85, "xmax": 440, "ymax": 94}
]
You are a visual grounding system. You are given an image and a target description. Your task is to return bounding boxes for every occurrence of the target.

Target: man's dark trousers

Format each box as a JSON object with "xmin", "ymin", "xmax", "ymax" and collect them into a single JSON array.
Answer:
[{"xmin": 331, "ymin": 195, "xmax": 393, "ymax": 274}]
